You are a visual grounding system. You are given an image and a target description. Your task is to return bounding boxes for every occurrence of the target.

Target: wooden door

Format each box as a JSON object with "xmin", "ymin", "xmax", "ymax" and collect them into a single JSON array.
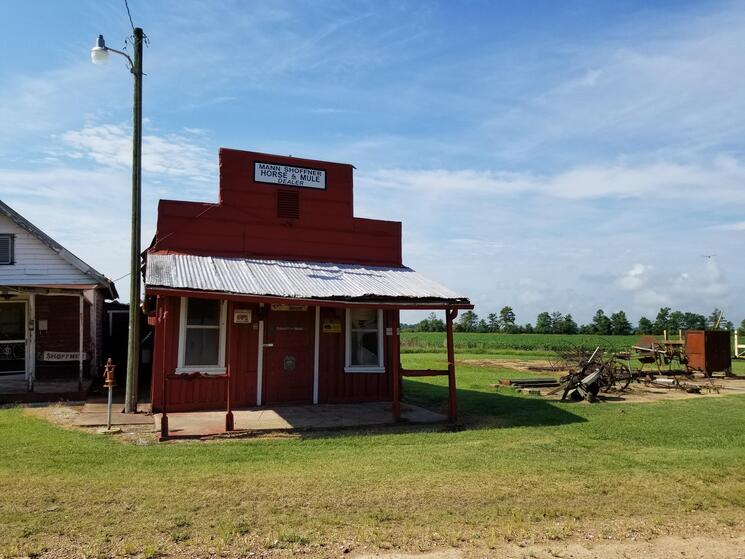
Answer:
[
  {"xmin": 0, "ymin": 301, "xmax": 26, "ymax": 375},
  {"xmin": 263, "ymin": 308, "xmax": 314, "ymax": 404}
]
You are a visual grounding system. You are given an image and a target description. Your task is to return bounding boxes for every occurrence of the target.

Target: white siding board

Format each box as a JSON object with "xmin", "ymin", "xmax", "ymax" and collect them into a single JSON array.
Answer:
[{"xmin": 0, "ymin": 214, "xmax": 94, "ymax": 286}]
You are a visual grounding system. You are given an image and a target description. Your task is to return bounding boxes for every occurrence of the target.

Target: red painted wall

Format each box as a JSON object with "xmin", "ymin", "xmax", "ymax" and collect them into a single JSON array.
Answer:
[
  {"xmin": 35, "ymin": 295, "xmax": 91, "ymax": 379},
  {"xmin": 150, "ymin": 295, "xmax": 398, "ymax": 412},
  {"xmin": 150, "ymin": 148, "xmax": 402, "ymax": 266}
]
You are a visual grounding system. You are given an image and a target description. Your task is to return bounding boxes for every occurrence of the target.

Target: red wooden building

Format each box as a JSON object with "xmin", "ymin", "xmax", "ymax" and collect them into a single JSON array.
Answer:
[{"xmin": 144, "ymin": 149, "xmax": 471, "ymax": 431}]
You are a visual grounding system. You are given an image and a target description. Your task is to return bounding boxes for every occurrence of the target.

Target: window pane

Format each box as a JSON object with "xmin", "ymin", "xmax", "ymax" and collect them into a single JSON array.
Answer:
[
  {"xmin": 0, "ymin": 303, "xmax": 25, "ymax": 340},
  {"xmin": 184, "ymin": 328, "xmax": 219, "ymax": 366},
  {"xmin": 350, "ymin": 309, "xmax": 377, "ymax": 330},
  {"xmin": 187, "ymin": 299, "xmax": 219, "ymax": 326},
  {"xmin": 351, "ymin": 331, "xmax": 379, "ymax": 366}
]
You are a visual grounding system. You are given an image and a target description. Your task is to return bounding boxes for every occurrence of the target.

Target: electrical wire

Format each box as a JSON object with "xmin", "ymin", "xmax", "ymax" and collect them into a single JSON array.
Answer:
[{"xmin": 124, "ymin": 0, "xmax": 136, "ymax": 32}]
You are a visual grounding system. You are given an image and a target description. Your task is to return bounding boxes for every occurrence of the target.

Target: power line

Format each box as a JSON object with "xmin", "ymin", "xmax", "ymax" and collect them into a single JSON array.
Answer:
[{"xmin": 124, "ymin": 0, "xmax": 136, "ymax": 32}]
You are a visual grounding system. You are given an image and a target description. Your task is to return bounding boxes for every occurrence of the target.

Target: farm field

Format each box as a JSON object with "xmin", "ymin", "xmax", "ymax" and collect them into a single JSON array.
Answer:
[
  {"xmin": 401, "ymin": 332, "xmax": 647, "ymax": 355},
  {"xmin": 2, "ymin": 347, "xmax": 745, "ymax": 558}
]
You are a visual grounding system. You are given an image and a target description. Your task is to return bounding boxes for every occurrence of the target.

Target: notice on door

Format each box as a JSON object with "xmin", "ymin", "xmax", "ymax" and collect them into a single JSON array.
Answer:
[{"xmin": 254, "ymin": 161, "xmax": 326, "ymax": 189}]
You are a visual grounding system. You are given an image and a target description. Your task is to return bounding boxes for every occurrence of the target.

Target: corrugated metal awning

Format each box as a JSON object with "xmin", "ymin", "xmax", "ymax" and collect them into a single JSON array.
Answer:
[{"xmin": 145, "ymin": 253, "xmax": 470, "ymax": 307}]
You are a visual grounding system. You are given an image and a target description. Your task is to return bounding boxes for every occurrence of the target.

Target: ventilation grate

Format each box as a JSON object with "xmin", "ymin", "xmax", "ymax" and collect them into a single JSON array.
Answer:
[
  {"xmin": 277, "ymin": 190, "xmax": 300, "ymax": 219},
  {"xmin": 0, "ymin": 234, "xmax": 13, "ymax": 265}
]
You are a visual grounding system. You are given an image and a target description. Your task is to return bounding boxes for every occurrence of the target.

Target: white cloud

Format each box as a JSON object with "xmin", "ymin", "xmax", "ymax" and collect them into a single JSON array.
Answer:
[
  {"xmin": 56, "ymin": 124, "xmax": 215, "ymax": 183},
  {"xmin": 360, "ymin": 156, "xmax": 745, "ymax": 201}
]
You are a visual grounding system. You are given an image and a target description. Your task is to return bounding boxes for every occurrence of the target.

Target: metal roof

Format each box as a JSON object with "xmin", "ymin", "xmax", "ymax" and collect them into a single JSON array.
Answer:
[{"xmin": 145, "ymin": 253, "xmax": 469, "ymax": 306}]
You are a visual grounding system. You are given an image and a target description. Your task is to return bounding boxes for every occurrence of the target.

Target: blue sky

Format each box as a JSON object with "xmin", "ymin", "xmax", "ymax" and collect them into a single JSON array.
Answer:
[{"xmin": 1, "ymin": 0, "xmax": 743, "ymax": 325}]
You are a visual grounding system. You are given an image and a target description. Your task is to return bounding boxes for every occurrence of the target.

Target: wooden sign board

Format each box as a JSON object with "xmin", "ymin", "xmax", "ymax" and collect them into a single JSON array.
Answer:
[
  {"xmin": 233, "ymin": 309, "xmax": 252, "ymax": 323},
  {"xmin": 322, "ymin": 319, "xmax": 341, "ymax": 333},
  {"xmin": 270, "ymin": 304, "xmax": 308, "ymax": 312}
]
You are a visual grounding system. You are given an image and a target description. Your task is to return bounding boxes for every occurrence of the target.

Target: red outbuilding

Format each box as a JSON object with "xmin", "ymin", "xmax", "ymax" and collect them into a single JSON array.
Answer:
[{"xmin": 144, "ymin": 148, "xmax": 471, "ymax": 431}]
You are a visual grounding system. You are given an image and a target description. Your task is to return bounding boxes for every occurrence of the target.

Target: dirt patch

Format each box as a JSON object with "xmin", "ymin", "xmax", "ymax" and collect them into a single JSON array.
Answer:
[
  {"xmin": 23, "ymin": 404, "xmax": 158, "ymax": 445},
  {"xmin": 357, "ymin": 535, "xmax": 745, "ymax": 558},
  {"xmin": 461, "ymin": 358, "xmax": 564, "ymax": 373}
]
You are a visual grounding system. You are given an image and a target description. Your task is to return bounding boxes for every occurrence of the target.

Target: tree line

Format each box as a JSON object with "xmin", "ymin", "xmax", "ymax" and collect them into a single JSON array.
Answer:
[{"xmin": 407, "ymin": 306, "xmax": 744, "ymax": 335}]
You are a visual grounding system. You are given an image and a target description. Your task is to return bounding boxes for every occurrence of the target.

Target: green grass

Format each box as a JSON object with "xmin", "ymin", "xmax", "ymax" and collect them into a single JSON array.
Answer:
[{"xmin": 1, "ymin": 353, "xmax": 744, "ymax": 557}]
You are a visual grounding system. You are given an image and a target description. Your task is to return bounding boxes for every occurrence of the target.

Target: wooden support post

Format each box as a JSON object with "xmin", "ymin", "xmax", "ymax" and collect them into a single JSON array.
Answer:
[
  {"xmin": 159, "ymin": 304, "xmax": 169, "ymax": 440},
  {"xmin": 78, "ymin": 294, "xmax": 84, "ymax": 391},
  {"xmin": 225, "ymin": 364, "xmax": 234, "ymax": 431},
  {"xmin": 446, "ymin": 308, "xmax": 458, "ymax": 423},
  {"xmin": 391, "ymin": 311, "xmax": 401, "ymax": 421},
  {"xmin": 28, "ymin": 293, "xmax": 35, "ymax": 392}
]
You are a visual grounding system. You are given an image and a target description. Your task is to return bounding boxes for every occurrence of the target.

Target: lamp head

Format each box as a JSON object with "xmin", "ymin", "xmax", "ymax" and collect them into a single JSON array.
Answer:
[{"xmin": 91, "ymin": 35, "xmax": 109, "ymax": 64}]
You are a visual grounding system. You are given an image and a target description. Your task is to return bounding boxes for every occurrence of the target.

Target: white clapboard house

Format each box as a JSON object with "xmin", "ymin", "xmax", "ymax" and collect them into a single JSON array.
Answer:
[{"xmin": 0, "ymin": 200, "xmax": 117, "ymax": 394}]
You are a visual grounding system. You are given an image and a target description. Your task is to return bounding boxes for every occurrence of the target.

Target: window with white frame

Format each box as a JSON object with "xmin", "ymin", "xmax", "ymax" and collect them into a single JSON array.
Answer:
[
  {"xmin": 0, "ymin": 234, "xmax": 14, "ymax": 265},
  {"xmin": 345, "ymin": 308, "xmax": 384, "ymax": 373},
  {"xmin": 177, "ymin": 297, "xmax": 227, "ymax": 373}
]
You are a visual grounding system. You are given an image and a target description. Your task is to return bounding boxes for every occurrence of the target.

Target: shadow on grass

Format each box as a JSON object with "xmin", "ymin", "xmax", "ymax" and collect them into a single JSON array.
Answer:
[{"xmin": 403, "ymin": 378, "xmax": 585, "ymax": 429}]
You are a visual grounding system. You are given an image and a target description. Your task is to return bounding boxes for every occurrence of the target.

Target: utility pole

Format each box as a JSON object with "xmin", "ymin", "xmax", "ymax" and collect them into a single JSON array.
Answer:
[{"xmin": 125, "ymin": 27, "xmax": 144, "ymax": 413}]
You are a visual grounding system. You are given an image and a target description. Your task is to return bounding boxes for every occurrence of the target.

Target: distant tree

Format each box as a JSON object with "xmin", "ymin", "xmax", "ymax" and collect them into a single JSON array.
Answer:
[
  {"xmin": 653, "ymin": 307, "xmax": 671, "ymax": 335},
  {"xmin": 591, "ymin": 309, "xmax": 612, "ymax": 335},
  {"xmin": 578, "ymin": 323, "xmax": 594, "ymax": 334},
  {"xmin": 560, "ymin": 314, "xmax": 579, "ymax": 334},
  {"xmin": 416, "ymin": 312, "xmax": 445, "ymax": 332},
  {"xmin": 457, "ymin": 311, "xmax": 478, "ymax": 332},
  {"xmin": 499, "ymin": 306, "xmax": 517, "ymax": 333},
  {"xmin": 535, "ymin": 312, "xmax": 553, "ymax": 334},
  {"xmin": 668, "ymin": 311, "xmax": 685, "ymax": 333},
  {"xmin": 486, "ymin": 312, "xmax": 500, "ymax": 333},
  {"xmin": 549, "ymin": 312, "xmax": 563, "ymax": 333},
  {"xmin": 476, "ymin": 319, "xmax": 489, "ymax": 333},
  {"xmin": 610, "ymin": 311, "xmax": 633, "ymax": 335},
  {"xmin": 637, "ymin": 316, "xmax": 654, "ymax": 334},
  {"xmin": 522, "ymin": 323, "xmax": 534, "ymax": 334},
  {"xmin": 738, "ymin": 319, "xmax": 745, "ymax": 335},
  {"xmin": 682, "ymin": 312, "xmax": 706, "ymax": 330}
]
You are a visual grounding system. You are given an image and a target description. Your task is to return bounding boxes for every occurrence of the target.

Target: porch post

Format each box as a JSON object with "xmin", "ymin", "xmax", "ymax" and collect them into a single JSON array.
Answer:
[
  {"xmin": 78, "ymin": 294, "xmax": 84, "ymax": 391},
  {"xmin": 28, "ymin": 293, "xmax": 35, "ymax": 392},
  {"xmin": 160, "ymin": 304, "xmax": 169, "ymax": 440},
  {"xmin": 225, "ymin": 364, "xmax": 234, "ymax": 431},
  {"xmin": 225, "ymin": 301, "xmax": 234, "ymax": 431},
  {"xmin": 313, "ymin": 306, "xmax": 320, "ymax": 404},
  {"xmin": 391, "ymin": 311, "xmax": 401, "ymax": 421},
  {"xmin": 446, "ymin": 308, "xmax": 458, "ymax": 423}
]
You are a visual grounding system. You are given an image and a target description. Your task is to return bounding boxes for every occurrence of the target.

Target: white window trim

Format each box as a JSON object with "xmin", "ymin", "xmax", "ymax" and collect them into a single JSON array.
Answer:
[
  {"xmin": 344, "ymin": 308, "xmax": 385, "ymax": 373},
  {"xmin": 176, "ymin": 297, "xmax": 227, "ymax": 374}
]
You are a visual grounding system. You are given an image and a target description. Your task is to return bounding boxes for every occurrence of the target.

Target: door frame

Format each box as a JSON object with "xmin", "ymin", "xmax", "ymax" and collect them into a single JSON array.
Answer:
[
  {"xmin": 0, "ymin": 299, "xmax": 29, "ymax": 376},
  {"xmin": 261, "ymin": 306, "xmax": 317, "ymax": 405}
]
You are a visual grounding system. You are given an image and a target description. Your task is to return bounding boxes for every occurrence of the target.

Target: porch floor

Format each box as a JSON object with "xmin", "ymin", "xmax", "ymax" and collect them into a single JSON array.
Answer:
[
  {"xmin": 0, "ymin": 375, "xmax": 93, "ymax": 404},
  {"xmin": 154, "ymin": 402, "xmax": 446, "ymax": 438}
]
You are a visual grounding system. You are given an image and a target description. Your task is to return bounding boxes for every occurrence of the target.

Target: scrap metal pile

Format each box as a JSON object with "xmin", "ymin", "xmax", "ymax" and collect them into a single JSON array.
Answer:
[
  {"xmin": 551, "ymin": 346, "xmax": 633, "ymax": 401},
  {"xmin": 548, "ymin": 338, "xmax": 719, "ymax": 402}
]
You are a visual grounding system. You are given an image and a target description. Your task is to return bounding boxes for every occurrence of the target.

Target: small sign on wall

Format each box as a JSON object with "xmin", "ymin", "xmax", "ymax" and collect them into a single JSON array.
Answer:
[
  {"xmin": 270, "ymin": 304, "xmax": 308, "ymax": 312},
  {"xmin": 323, "ymin": 319, "xmax": 341, "ymax": 333},
  {"xmin": 42, "ymin": 351, "xmax": 89, "ymax": 361},
  {"xmin": 233, "ymin": 309, "xmax": 252, "ymax": 323}
]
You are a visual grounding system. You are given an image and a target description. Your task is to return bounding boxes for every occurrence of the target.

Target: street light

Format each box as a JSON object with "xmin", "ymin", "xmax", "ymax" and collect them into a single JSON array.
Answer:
[{"xmin": 91, "ymin": 29, "xmax": 144, "ymax": 414}]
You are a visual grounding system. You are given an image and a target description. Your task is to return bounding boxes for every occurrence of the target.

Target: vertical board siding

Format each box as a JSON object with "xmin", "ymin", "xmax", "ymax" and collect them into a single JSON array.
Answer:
[
  {"xmin": 317, "ymin": 307, "xmax": 391, "ymax": 403},
  {"xmin": 151, "ymin": 296, "xmax": 259, "ymax": 412},
  {"xmin": 34, "ymin": 295, "xmax": 91, "ymax": 379}
]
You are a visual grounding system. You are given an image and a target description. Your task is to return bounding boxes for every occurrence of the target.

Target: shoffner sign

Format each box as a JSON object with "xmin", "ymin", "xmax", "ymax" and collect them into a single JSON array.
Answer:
[{"xmin": 254, "ymin": 161, "xmax": 326, "ymax": 189}]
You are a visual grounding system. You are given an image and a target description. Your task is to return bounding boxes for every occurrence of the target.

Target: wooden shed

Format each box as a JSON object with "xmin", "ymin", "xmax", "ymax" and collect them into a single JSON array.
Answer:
[
  {"xmin": 0, "ymin": 201, "xmax": 117, "ymax": 397},
  {"xmin": 144, "ymin": 149, "xmax": 471, "ymax": 427}
]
